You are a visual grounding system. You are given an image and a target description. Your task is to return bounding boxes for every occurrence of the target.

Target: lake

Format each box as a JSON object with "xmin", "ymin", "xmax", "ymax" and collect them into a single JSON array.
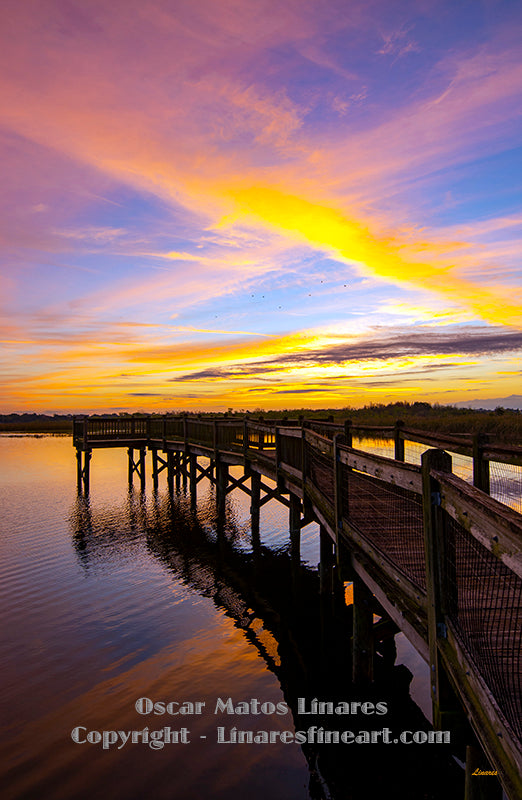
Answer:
[{"xmin": 0, "ymin": 435, "xmax": 464, "ymax": 799}]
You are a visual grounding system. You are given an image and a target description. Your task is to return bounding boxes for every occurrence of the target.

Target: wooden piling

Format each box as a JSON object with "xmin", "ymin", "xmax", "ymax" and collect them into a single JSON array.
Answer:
[
  {"xmin": 167, "ymin": 450, "xmax": 174, "ymax": 493},
  {"xmin": 182, "ymin": 452, "xmax": 188, "ymax": 489},
  {"xmin": 216, "ymin": 460, "xmax": 229, "ymax": 512},
  {"xmin": 76, "ymin": 448, "xmax": 82, "ymax": 491},
  {"xmin": 175, "ymin": 452, "xmax": 181, "ymax": 490},
  {"xmin": 76, "ymin": 448, "xmax": 92, "ymax": 494},
  {"xmin": 289, "ymin": 494, "xmax": 301, "ymax": 563},
  {"xmin": 250, "ymin": 469, "xmax": 261, "ymax": 547},
  {"xmin": 189, "ymin": 453, "xmax": 197, "ymax": 498},
  {"xmin": 128, "ymin": 447, "xmax": 134, "ymax": 486},
  {"xmin": 139, "ymin": 448, "xmax": 146, "ymax": 492},
  {"xmin": 83, "ymin": 450, "xmax": 91, "ymax": 493},
  {"xmin": 152, "ymin": 449, "xmax": 159, "ymax": 491},
  {"xmin": 319, "ymin": 525, "xmax": 334, "ymax": 596},
  {"xmin": 352, "ymin": 573, "xmax": 374, "ymax": 685}
]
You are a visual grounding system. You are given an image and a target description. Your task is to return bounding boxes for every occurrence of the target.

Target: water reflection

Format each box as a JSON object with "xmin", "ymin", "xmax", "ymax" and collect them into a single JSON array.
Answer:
[
  {"xmin": 0, "ymin": 435, "xmax": 465, "ymax": 800},
  {"xmin": 67, "ymin": 487, "xmax": 463, "ymax": 800}
]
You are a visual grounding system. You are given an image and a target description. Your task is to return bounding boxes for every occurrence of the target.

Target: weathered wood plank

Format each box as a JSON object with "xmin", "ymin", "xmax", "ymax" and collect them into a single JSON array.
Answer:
[
  {"xmin": 279, "ymin": 461, "xmax": 303, "ymax": 482},
  {"xmin": 403, "ymin": 427, "xmax": 474, "ymax": 456},
  {"xmin": 303, "ymin": 428, "xmax": 334, "ymax": 455},
  {"xmin": 338, "ymin": 445, "xmax": 423, "ymax": 493},
  {"xmin": 483, "ymin": 444, "xmax": 522, "ymax": 468},
  {"xmin": 277, "ymin": 426, "xmax": 302, "ymax": 439}
]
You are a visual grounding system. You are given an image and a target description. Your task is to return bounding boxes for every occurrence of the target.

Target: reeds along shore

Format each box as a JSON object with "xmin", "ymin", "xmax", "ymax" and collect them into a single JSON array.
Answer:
[{"xmin": 1, "ymin": 402, "xmax": 521, "ymax": 442}]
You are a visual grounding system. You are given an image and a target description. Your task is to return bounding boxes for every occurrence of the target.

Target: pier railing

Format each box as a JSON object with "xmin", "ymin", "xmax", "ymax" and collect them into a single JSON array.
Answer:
[
  {"xmin": 297, "ymin": 427, "xmax": 522, "ymax": 777},
  {"xmin": 73, "ymin": 413, "xmax": 522, "ymax": 796}
]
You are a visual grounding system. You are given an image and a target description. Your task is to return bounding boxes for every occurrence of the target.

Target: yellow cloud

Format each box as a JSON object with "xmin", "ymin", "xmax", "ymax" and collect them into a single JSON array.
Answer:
[{"xmin": 225, "ymin": 185, "xmax": 522, "ymax": 327}]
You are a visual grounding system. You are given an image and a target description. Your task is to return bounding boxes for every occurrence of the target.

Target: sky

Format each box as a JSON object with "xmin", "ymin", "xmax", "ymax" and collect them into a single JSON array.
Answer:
[{"xmin": 1, "ymin": 0, "xmax": 521, "ymax": 413}]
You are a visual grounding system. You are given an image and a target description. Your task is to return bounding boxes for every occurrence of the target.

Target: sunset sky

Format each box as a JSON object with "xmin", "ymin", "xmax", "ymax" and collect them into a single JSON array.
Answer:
[{"xmin": 1, "ymin": 0, "xmax": 521, "ymax": 413}]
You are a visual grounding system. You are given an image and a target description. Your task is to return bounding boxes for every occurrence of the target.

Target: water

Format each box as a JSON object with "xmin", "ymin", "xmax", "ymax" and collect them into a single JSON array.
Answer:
[{"xmin": 0, "ymin": 436, "xmax": 463, "ymax": 799}]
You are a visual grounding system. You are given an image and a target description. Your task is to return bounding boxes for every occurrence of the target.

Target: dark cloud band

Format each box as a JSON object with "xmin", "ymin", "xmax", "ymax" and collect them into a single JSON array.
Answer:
[{"xmin": 170, "ymin": 326, "xmax": 522, "ymax": 382}]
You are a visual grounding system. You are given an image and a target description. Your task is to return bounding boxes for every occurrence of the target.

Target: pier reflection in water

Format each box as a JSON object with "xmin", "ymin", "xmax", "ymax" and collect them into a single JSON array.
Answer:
[{"xmin": 0, "ymin": 437, "xmax": 462, "ymax": 799}]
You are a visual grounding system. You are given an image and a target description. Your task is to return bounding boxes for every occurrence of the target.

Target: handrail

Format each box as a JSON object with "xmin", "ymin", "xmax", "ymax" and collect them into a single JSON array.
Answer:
[
  {"xmin": 338, "ymin": 443, "xmax": 423, "ymax": 494},
  {"xmin": 73, "ymin": 414, "xmax": 522, "ymax": 497}
]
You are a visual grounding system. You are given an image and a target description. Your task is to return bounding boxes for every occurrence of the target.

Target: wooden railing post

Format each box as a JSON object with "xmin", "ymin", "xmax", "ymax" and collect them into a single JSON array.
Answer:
[
  {"xmin": 394, "ymin": 419, "xmax": 405, "ymax": 461},
  {"xmin": 473, "ymin": 433, "xmax": 490, "ymax": 494},
  {"xmin": 243, "ymin": 419, "xmax": 248, "ymax": 455},
  {"xmin": 213, "ymin": 419, "xmax": 218, "ymax": 457},
  {"xmin": 275, "ymin": 425, "xmax": 282, "ymax": 488},
  {"xmin": 343, "ymin": 419, "xmax": 352, "ymax": 447},
  {"xmin": 333, "ymin": 433, "xmax": 343, "ymax": 546},
  {"xmin": 422, "ymin": 448, "xmax": 458, "ymax": 729},
  {"xmin": 301, "ymin": 424, "xmax": 307, "ymax": 490},
  {"xmin": 183, "ymin": 414, "xmax": 188, "ymax": 448}
]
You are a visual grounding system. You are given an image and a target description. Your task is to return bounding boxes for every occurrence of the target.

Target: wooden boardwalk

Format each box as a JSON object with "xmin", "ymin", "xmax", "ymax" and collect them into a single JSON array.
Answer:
[{"xmin": 73, "ymin": 415, "xmax": 522, "ymax": 800}]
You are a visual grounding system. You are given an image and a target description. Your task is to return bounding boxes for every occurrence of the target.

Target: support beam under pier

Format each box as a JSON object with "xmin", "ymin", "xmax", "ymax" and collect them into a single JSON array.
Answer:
[
  {"xmin": 128, "ymin": 447, "xmax": 146, "ymax": 492},
  {"xmin": 76, "ymin": 448, "xmax": 92, "ymax": 494}
]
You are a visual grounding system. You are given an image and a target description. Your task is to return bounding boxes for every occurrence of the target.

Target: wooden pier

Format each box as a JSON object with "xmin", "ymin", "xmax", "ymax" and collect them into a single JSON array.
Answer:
[{"xmin": 73, "ymin": 414, "xmax": 522, "ymax": 800}]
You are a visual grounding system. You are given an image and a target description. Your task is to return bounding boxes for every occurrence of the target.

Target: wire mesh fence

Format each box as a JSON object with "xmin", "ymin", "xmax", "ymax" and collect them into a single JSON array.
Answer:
[
  {"xmin": 187, "ymin": 420, "xmax": 214, "ymax": 446},
  {"xmin": 352, "ymin": 435, "xmax": 395, "ymax": 459},
  {"xmin": 279, "ymin": 432, "xmax": 302, "ymax": 472},
  {"xmin": 489, "ymin": 460, "xmax": 522, "ymax": 514},
  {"xmin": 340, "ymin": 464, "xmax": 426, "ymax": 591},
  {"xmin": 217, "ymin": 422, "xmax": 243, "ymax": 449},
  {"xmin": 305, "ymin": 440, "xmax": 334, "ymax": 504},
  {"xmin": 443, "ymin": 514, "xmax": 522, "ymax": 743},
  {"xmin": 402, "ymin": 438, "xmax": 474, "ymax": 484}
]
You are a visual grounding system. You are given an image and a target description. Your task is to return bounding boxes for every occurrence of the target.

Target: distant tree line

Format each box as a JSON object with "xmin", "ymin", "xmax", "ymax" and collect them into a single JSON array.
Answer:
[{"xmin": 1, "ymin": 402, "xmax": 520, "ymax": 441}]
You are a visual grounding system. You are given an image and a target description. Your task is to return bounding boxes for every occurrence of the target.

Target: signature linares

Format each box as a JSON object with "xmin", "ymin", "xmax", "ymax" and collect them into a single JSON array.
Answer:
[{"xmin": 472, "ymin": 768, "xmax": 498, "ymax": 776}]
